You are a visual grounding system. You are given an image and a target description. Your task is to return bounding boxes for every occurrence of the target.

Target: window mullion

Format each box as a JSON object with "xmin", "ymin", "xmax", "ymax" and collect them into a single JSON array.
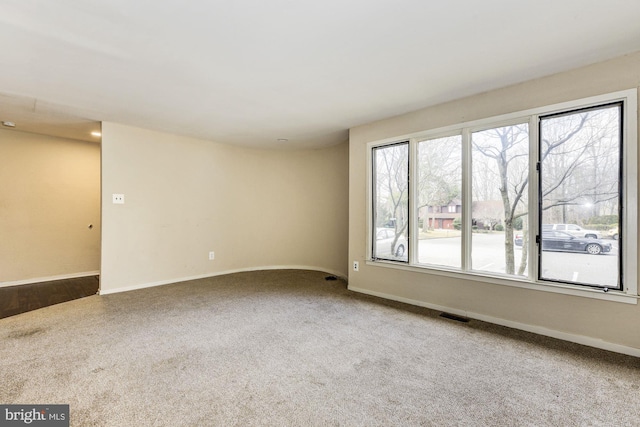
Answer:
[
  {"xmin": 529, "ymin": 115, "xmax": 539, "ymax": 282},
  {"xmin": 409, "ymin": 139, "xmax": 418, "ymax": 265},
  {"xmin": 461, "ymin": 128, "xmax": 472, "ymax": 271},
  {"xmin": 623, "ymin": 93, "xmax": 638, "ymax": 296}
]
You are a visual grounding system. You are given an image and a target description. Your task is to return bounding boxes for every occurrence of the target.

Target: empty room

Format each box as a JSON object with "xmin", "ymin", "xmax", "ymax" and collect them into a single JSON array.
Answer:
[{"xmin": 1, "ymin": 1, "xmax": 640, "ymax": 425}]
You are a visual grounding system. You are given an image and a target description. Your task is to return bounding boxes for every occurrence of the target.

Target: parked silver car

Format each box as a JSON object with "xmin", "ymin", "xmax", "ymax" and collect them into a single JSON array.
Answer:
[
  {"xmin": 375, "ymin": 227, "xmax": 407, "ymax": 258},
  {"xmin": 541, "ymin": 224, "xmax": 601, "ymax": 239}
]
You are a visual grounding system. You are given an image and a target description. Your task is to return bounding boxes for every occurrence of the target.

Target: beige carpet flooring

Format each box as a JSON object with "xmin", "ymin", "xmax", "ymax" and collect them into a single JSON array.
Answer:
[{"xmin": 1, "ymin": 269, "xmax": 639, "ymax": 426}]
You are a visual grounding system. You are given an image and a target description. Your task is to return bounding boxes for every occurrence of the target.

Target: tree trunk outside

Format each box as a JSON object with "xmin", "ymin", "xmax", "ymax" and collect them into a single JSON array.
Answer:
[
  {"xmin": 497, "ymin": 149, "xmax": 515, "ymax": 275},
  {"xmin": 504, "ymin": 217, "xmax": 515, "ymax": 275},
  {"xmin": 517, "ymin": 228, "xmax": 528, "ymax": 276}
]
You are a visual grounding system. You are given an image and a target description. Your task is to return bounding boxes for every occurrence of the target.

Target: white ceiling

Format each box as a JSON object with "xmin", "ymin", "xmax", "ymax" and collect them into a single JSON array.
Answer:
[{"xmin": 1, "ymin": 0, "xmax": 640, "ymax": 148}]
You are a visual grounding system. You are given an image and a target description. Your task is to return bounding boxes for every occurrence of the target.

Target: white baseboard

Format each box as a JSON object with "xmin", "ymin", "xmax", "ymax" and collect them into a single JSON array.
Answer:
[
  {"xmin": 98, "ymin": 265, "xmax": 347, "ymax": 295},
  {"xmin": 348, "ymin": 285, "xmax": 640, "ymax": 358},
  {"xmin": 0, "ymin": 271, "xmax": 100, "ymax": 288}
]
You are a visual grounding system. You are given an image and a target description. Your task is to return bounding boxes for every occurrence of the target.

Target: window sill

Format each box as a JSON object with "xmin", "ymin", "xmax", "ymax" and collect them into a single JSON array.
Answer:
[{"xmin": 365, "ymin": 260, "xmax": 638, "ymax": 305}]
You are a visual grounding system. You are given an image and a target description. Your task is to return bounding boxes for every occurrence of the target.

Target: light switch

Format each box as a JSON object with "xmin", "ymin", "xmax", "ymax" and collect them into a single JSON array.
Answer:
[{"xmin": 112, "ymin": 194, "xmax": 125, "ymax": 204}]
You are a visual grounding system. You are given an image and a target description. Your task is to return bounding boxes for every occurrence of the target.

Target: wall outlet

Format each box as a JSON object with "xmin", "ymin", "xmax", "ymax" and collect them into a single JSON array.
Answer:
[
  {"xmin": 112, "ymin": 194, "xmax": 125, "ymax": 204},
  {"xmin": 353, "ymin": 261, "xmax": 359, "ymax": 272},
  {"xmin": 209, "ymin": 251, "xmax": 215, "ymax": 260}
]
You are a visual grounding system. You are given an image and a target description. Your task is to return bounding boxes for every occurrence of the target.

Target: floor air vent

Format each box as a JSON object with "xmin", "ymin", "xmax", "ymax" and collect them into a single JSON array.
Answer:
[{"xmin": 439, "ymin": 312, "xmax": 470, "ymax": 323}]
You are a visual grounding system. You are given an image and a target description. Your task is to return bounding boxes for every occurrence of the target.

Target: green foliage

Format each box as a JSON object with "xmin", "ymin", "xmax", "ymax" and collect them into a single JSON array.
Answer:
[
  {"xmin": 586, "ymin": 215, "xmax": 618, "ymax": 226},
  {"xmin": 513, "ymin": 216, "xmax": 523, "ymax": 231},
  {"xmin": 584, "ymin": 224, "xmax": 615, "ymax": 231},
  {"xmin": 494, "ymin": 224, "xmax": 504, "ymax": 231},
  {"xmin": 453, "ymin": 217, "xmax": 461, "ymax": 230}
]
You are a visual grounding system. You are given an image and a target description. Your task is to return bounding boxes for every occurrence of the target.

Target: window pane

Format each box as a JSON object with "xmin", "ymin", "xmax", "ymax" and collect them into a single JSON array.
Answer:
[
  {"xmin": 539, "ymin": 104, "xmax": 621, "ymax": 289},
  {"xmin": 416, "ymin": 135, "xmax": 462, "ymax": 268},
  {"xmin": 373, "ymin": 143, "xmax": 409, "ymax": 262},
  {"xmin": 471, "ymin": 123, "xmax": 529, "ymax": 276}
]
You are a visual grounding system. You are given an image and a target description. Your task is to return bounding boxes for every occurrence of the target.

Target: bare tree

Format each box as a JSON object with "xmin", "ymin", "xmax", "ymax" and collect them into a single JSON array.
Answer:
[
  {"xmin": 472, "ymin": 200, "xmax": 504, "ymax": 230},
  {"xmin": 541, "ymin": 108, "xmax": 620, "ymax": 224},
  {"xmin": 374, "ymin": 143, "xmax": 409, "ymax": 256},
  {"xmin": 417, "ymin": 136, "xmax": 462, "ymax": 231},
  {"xmin": 472, "ymin": 105, "xmax": 621, "ymax": 275},
  {"xmin": 472, "ymin": 124, "xmax": 529, "ymax": 274}
]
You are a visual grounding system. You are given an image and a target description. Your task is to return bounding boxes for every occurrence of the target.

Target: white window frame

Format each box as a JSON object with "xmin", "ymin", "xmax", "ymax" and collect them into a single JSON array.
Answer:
[{"xmin": 367, "ymin": 89, "xmax": 638, "ymax": 304}]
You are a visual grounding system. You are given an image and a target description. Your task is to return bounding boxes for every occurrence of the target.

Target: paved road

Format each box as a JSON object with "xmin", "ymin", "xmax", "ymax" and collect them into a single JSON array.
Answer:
[{"xmin": 417, "ymin": 233, "xmax": 618, "ymax": 287}]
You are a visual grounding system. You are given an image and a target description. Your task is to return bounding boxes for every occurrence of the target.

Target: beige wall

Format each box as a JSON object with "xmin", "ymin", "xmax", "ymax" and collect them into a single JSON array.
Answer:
[
  {"xmin": 0, "ymin": 129, "xmax": 101, "ymax": 284},
  {"xmin": 100, "ymin": 123, "xmax": 348, "ymax": 293},
  {"xmin": 349, "ymin": 52, "xmax": 640, "ymax": 353}
]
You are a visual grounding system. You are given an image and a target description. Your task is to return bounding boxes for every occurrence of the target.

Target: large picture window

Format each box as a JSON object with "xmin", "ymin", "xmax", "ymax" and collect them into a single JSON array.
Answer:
[
  {"xmin": 372, "ymin": 142, "xmax": 409, "ymax": 262},
  {"xmin": 539, "ymin": 103, "xmax": 622, "ymax": 289},
  {"xmin": 369, "ymin": 91, "xmax": 637, "ymax": 297},
  {"xmin": 471, "ymin": 123, "xmax": 529, "ymax": 277},
  {"xmin": 416, "ymin": 135, "xmax": 462, "ymax": 268}
]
